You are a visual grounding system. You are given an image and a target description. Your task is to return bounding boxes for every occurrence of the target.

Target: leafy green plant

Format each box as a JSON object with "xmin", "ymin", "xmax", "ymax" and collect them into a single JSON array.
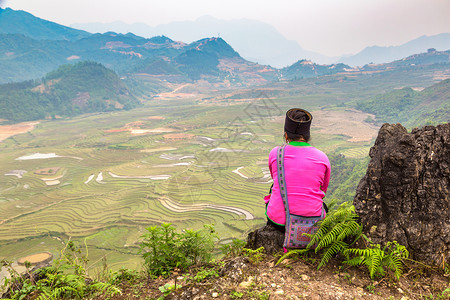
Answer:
[
  {"xmin": 159, "ymin": 283, "xmax": 182, "ymax": 297},
  {"xmin": 343, "ymin": 240, "xmax": 409, "ymax": 280},
  {"xmin": 275, "ymin": 202, "xmax": 409, "ymax": 281},
  {"xmin": 220, "ymin": 238, "xmax": 246, "ymax": 257},
  {"xmin": 243, "ymin": 247, "xmax": 265, "ymax": 265},
  {"xmin": 366, "ymin": 284, "xmax": 375, "ymax": 293},
  {"xmin": 194, "ymin": 268, "xmax": 219, "ymax": 282},
  {"xmin": 140, "ymin": 223, "xmax": 218, "ymax": 277},
  {"xmin": 109, "ymin": 268, "xmax": 140, "ymax": 285},
  {"xmin": 246, "ymin": 289, "xmax": 270, "ymax": 300},
  {"xmin": 230, "ymin": 290, "xmax": 244, "ymax": 299}
]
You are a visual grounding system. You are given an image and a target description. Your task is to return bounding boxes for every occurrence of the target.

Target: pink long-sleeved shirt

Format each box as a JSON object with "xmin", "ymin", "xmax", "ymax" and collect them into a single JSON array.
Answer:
[{"xmin": 265, "ymin": 141, "xmax": 331, "ymax": 225}]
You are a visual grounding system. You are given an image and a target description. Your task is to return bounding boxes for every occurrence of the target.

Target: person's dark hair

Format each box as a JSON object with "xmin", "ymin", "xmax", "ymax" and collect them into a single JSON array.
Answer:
[{"xmin": 285, "ymin": 109, "xmax": 311, "ymax": 142}]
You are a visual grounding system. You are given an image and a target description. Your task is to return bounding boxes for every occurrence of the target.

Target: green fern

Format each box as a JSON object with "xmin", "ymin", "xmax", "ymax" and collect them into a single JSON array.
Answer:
[
  {"xmin": 344, "ymin": 240, "xmax": 409, "ymax": 280},
  {"xmin": 89, "ymin": 282, "xmax": 122, "ymax": 297},
  {"xmin": 311, "ymin": 202, "xmax": 362, "ymax": 268},
  {"xmin": 277, "ymin": 201, "xmax": 363, "ymax": 268}
]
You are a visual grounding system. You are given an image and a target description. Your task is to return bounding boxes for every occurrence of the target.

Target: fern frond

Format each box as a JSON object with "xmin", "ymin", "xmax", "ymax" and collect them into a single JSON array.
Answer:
[
  {"xmin": 336, "ymin": 220, "xmax": 362, "ymax": 242},
  {"xmin": 343, "ymin": 256, "xmax": 365, "ymax": 266},
  {"xmin": 52, "ymin": 286, "xmax": 77, "ymax": 299},
  {"xmin": 36, "ymin": 294, "xmax": 50, "ymax": 300},
  {"xmin": 389, "ymin": 255, "xmax": 404, "ymax": 280},
  {"xmin": 316, "ymin": 222, "xmax": 347, "ymax": 251},
  {"xmin": 276, "ymin": 249, "xmax": 310, "ymax": 265},
  {"xmin": 343, "ymin": 247, "xmax": 371, "ymax": 259},
  {"xmin": 318, "ymin": 240, "xmax": 348, "ymax": 269},
  {"xmin": 90, "ymin": 282, "xmax": 122, "ymax": 296},
  {"xmin": 369, "ymin": 248, "xmax": 384, "ymax": 279}
]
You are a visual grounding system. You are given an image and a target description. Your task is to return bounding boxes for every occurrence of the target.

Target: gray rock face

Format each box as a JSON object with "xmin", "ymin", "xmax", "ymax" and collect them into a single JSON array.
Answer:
[
  {"xmin": 354, "ymin": 123, "xmax": 449, "ymax": 266},
  {"xmin": 246, "ymin": 224, "xmax": 284, "ymax": 254}
]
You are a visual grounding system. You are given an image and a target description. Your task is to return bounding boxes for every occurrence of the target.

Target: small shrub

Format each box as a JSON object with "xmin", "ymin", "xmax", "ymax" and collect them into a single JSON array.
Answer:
[
  {"xmin": 109, "ymin": 268, "xmax": 140, "ymax": 285},
  {"xmin": 139, "ymin": 223, "xmax": 218, "ymax": 277}
]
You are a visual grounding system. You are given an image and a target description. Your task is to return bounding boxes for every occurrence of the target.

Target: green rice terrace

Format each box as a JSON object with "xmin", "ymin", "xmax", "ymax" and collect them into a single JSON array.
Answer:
[{"xmin": 0, "ymin": 89, "xmax": 382, "ymax": 271}]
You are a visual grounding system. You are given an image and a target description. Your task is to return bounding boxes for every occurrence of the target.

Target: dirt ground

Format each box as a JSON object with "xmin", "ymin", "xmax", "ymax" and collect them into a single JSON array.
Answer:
[
  {"xmin": 98, "ymin": 255, "xmax": 449, "ymax": 300},
  {"xmin": 311, "ymin": 109, "xmax": 379, "ymax": 142},
  {"xmin": 17, "ymin": 252, "xmax": 52, "ymax": 265},
  {"xmin": 0, "ymin": 121, "xmax": 39, "ymax": 142}
]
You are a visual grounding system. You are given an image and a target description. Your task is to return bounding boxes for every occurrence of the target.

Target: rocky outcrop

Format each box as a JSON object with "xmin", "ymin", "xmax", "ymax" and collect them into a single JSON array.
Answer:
[
  {"xmin": 354, "ymin": 123, "xmax": 449, "ymax": 266},
  {"xmin": 246, "ymin": 224, "xmax": 284, "ymax": 254}
]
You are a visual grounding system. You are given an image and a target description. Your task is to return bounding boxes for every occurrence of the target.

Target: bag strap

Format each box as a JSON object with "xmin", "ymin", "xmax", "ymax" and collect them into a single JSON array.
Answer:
[{"xmin": 276, "ymin": 145, "xmax": 290, "ymax": 226}]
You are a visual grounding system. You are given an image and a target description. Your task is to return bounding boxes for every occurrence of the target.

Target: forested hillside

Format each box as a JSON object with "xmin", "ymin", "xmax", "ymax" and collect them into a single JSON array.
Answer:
[
  {"xmin": 356, "ymin": 78, "xmax": 450, "ymax": 128},
  {"xmin": 0, "ymin": 62, "xmax": 139, "ymax": 122}
]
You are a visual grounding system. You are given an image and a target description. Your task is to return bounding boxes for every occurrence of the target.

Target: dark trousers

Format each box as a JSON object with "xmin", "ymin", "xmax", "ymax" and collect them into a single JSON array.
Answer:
[{"xmin": 266, "ymin": 218, "xmax": 285, "ymax": 232}]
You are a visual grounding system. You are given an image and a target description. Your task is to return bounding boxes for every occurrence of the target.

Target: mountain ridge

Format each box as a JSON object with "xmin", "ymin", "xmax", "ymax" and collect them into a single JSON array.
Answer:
[
  {"xmin": 71, "ymin": 15, "xmax": 330, "ymax": 67},
  {"xmin": 339, "ymin": 33, "xmax": 450, "ymax": 67},
  {"xmin": 0, "ymin": 7, "xmax": 90, "ymax": 41}
]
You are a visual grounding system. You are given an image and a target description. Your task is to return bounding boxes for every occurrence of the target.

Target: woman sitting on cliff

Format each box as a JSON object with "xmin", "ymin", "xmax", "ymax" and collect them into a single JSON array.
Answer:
[{"xmin": 265, "ymin": 108, "xmax": 331, "ymax": 232}]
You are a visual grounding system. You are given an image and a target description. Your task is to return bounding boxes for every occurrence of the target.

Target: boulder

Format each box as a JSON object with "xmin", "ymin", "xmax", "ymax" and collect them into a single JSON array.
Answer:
[
  {"xmin": 246, "ymin": 224, "xmax": 284, "ymax": 254},
  {"xmin": 354, "ymin": 123, "xmax": 449, "ymax": 266}
]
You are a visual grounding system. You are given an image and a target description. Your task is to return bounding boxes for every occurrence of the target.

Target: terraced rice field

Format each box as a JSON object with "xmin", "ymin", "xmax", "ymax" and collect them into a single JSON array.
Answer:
[
  {"xmin": 0, "ymin": 97, "xmax": 377, "ymax": 269},
  {"xmin": 341, "ymin": 147, "xmax": 371, "ymax": 158}
]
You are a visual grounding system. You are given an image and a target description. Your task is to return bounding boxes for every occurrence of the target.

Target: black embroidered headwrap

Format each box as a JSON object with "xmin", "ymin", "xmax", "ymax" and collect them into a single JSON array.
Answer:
[{"xmin": 284, "ymin": 108, "xmax": 312, "ymax": 140}]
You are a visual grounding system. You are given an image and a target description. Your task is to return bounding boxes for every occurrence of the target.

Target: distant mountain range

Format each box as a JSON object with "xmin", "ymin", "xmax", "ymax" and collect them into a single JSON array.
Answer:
[
  {"xmin": 0, "ymin": 7, "xmax": 449, "ymax": 86},
  {"xmin": 0, "ymin": 31, "xmax": 282, "ymax": 84},
  {"xmin": 71, "ymin": 16, "xmax": 450, "ymax": 68},
  {"xmin": 360, "ymin": 48, "xmax": 450, "ymax": 71},
  {"xmin": 339, "ymin": 33, "xmax": 450, "ymax": 67},
  {"xmin": 71, "ymin": 16, "xmax": 329, "ymax": 68}
]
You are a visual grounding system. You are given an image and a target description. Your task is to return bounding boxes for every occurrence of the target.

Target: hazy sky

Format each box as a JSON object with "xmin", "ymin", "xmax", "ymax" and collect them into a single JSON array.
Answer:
[{"xmin": 2, "ymin": 0, "xmax": 449, "ymax": 56}]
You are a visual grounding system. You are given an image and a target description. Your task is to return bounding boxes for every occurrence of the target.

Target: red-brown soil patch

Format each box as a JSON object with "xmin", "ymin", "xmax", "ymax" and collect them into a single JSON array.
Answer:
[
  {"xmin": 0, "ymin": 121, "xmax": 40, "ymax": 142},
  {"xmin": 148, "ymin": 116, "xmax": 166, "ymax": 120},
  {"xmin": 34, "ymin": 167, "xmax": 61, "ymax": 176},
  {"xmin": 31, "ymin": 79, "xmax": 60, "ymax": 94},
  {"xmin": 125, "ymin": 121, "xmax": 145, "ymax": 127}
]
